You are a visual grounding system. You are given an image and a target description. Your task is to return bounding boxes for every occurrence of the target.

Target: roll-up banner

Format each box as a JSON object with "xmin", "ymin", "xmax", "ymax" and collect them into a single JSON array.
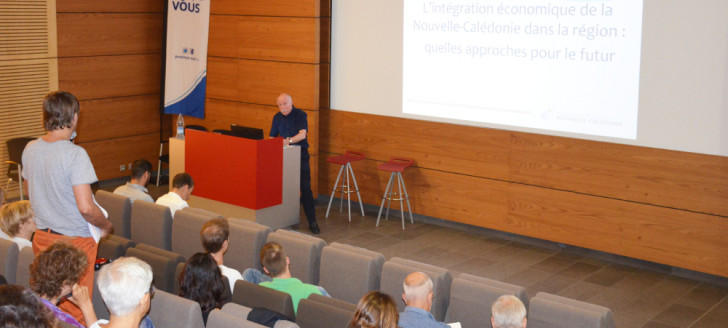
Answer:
[{"xmin": 163, "ymin": 0, "xmax": 210, "ymax": 118}]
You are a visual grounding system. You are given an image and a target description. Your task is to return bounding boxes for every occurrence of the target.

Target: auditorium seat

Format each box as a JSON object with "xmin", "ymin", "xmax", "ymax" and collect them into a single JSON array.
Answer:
[
  {"xmin": 14, "ymin": 246, "xmax": 34, "ymax": 288},
  {"xmin": 91, "ymin": 271, "xmax": 110, "ymax": 321},
  {"xmin": 97, "ymin": 235, "xmax": 135, "ymax": 260},
  {"xmin": 318, "ymin": 242, "xmax": 385, "ymax": 304},
  {"xmin": 380, "ymin": 257, "xmax": 452, "ymax": 321},
  {"xmin": 126, "ymin": 244, "xmax": 185, "ymax": 293},
  {"xmin": 131, "ymin": 201, "xmax": 173, "ymax": 250},
  {"xmin": 220, "ymin": 303, "xmax": 298, "ymax": 328},
  {"xmin": 226, "ymin": 218, "xmax": 271, "ymax": 272},
  {"xmin": 95, "ymin": 190, "xmax": 132, "ymax": 239},
  {"xmin": 232, "ymin": 279, "xmax": 295, "ymax": 320},
  {"xmin": 445, "ymin": 273, "xmax": 529, "ymax": 328},
  {"xmin": 296, "ymin": 294, "xmax": 356, "ymax": 328},
  {"xmin": 172, "ymin": 209, "xmax": 213, "ymax": 259},
  {"xmin": 0, "ymin": 238, "xmax": 19, "ymax": 284},
  {"xmin": 207, "ymin": 309, "xmax": 267, "ymax": 328},
  {"xmin": 528, "ymin": 292, "xmax": 615, "ymax": 328},
  {"xmin": 266, "ymin": 230, "xmax": 326, "ymax": 285},
  {"xmin": 183, "ymin": 206, "xmax": 223, "ymax": 219},
  {"xmin": 149, "ymin": 289, "xmax": 205, "ymax": 328}
]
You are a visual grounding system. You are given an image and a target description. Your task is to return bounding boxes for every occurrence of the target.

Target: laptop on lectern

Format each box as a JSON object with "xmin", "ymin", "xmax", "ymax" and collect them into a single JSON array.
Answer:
[{"xmin": 230, "ymin": 124, "xmax": 264, "ymax": 140}]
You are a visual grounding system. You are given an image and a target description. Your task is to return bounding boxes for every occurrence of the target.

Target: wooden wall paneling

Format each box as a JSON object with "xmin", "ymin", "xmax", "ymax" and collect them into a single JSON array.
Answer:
[
  {"xmin": 321, "ymin": 111, "xmax": 512, "ymax": 178},
  {"xmin": 318, "ymin": 157, "xmax": 728, "ymax": 277},
  {"xmin": 75, "ymin": 95, "xmax": 160, "ymax": 143},
  {"xmin": 508, "ymin": 133, "xmax": 728, "ymax": 217},
  {"xmin": 57, "ymin": 13, "xmax": 163, "ymax": 57},
  {"xmin": 318, "ymin": 157, "xmax": 510, "ymax": 226},
  {"xmin": 506, "ymin": 184, "xmax": 728, "ymax": 278},
  {"xmin": 0, "ymin": 0, "xmax": 57, "ymax": 61},
  {"xmin": 183, "ymin": 99, "xmax": 278, "ymax": 133},
  {"xmin": 320, "ymin": 18, "xmax": 330, "ymax": 63},
  {"xmin": 58, "ymin": 54, "xmax": 161, "ymax": 100},
  {"xmin": 80, "ymin": 133, "xmax": 160, "ymax": 180},
  {"xmin": 322, "ymin": 111, "xmax": 728, "ymax": 217},
  {"xmin": 207, "ymin": 57, "xmax": 319, "ymax": 109},
  {"xmin": 304, "ymin": 109, "xmax": 319, "ymax": 156},
  {"xmin": 209, "ymin": 16, "xmax": 318, "ymax": 63},
  {"xmin": 211, "ymin": 0, "xmax": 319, "ymax": 17},
  {"xmin": 56, "ymin": 1, "xmax": 164, "ymax": 13},
  {"xmin": 319, "ymin": 64, "xmax": 330, "ymax": 110}
]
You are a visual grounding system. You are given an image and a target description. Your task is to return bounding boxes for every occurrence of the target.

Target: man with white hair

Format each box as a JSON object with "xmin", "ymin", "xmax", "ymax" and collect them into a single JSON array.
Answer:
[
  {"xmin": 91, "ymin": 257, "xmax": 154, "ymax": 328},
  {"xmin": 398, "ymin": 271, "xmax": 448, "ymax": 328},
  {"xmin": 491, "ymin": 295, "xmax": 527, "ymax": 328}
]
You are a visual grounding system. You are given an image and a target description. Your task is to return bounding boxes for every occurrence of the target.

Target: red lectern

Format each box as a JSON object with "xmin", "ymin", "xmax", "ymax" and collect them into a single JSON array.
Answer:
[{"xmin": 184, "ymin": 129, "xmax": 283, "ymax": 209}]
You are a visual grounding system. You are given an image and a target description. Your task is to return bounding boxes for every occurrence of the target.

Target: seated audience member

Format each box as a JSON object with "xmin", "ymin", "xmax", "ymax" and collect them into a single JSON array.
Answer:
[
  {"xmin": 155, "ymin": 173, "xmax": 194, "ymax": 216},
  {"xmin": 398, "ymin": 272, "xmax": 447, "ymax": 328},
  {"xmin": 30, "ymin": 241, "xmax": 97, "ymax": 328},
  {"xmin": 349, "ymin": 291, "xmax": 399, "ymax": 328},
  {"xmin": 0, "ymin": 284, "xmax": 56, "ymax": 328},
  {"xmin": 114, "ymin": 159, "xmax": 154, "ymax": 203},
  {"xmin": 255, "ymin": 241, "xmax": 323, "ymax": 314},
  {"xmin": 0, "ymin": 200, "xmax": 37, "ymax": 250},
  {"xmin": 201, "ymin": 218, "xmax": 242, "ymax": 293},
  {"xmin": 491, "ymin": 295, "xmax": 527, "ymax": 328},
  {"xmin": 92, "ymin": 257, "xmax": 154, "ymax": 328},
  {"xmin": 179, "ymin": 252, "xmax": 230, "ymax": 324}
]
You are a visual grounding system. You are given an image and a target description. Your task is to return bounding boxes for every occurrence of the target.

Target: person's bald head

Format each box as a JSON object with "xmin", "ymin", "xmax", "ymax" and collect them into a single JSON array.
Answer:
[
  {"xmin": 402, "ymin": 272, "xmax": 433, "ymax": 310},
  {"xmin": 276, "ymin": 93, "xmax": 293, "ymax": 116}
]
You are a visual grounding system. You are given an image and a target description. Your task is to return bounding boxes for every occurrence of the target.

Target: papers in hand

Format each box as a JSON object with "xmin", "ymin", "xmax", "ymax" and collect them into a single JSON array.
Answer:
[
  {"xmin": 447, "ymin": 323, "xmax": 462, "ymax": 328},
  {"xmin": 88, "ymin": 197, "xmax": 109, "ymax": 243}
]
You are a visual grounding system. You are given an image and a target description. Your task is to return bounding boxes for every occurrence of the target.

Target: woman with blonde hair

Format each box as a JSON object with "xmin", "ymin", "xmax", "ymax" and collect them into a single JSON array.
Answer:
[
  {"xmin": 349, "ymin": 291, "xmax": 399, "ymax": 328},
  {"xmin": 0, "ymin": 200, "xmax": 36, "ymax": 250}
]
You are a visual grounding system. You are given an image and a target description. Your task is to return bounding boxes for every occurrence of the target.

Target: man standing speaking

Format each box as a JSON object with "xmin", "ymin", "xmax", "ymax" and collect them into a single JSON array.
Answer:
[{"xmin": 270, "ymin": 93, "xmax": 320, "ymax": 234}]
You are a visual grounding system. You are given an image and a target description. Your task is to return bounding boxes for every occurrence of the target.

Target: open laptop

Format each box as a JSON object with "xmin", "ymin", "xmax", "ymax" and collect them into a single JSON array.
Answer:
[{"xmin": 230, "ymin": 124, "xmax": 264, "ymax": 140}]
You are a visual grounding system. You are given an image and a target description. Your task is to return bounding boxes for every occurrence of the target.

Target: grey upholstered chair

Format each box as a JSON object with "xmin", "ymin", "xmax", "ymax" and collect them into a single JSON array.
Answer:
[
  {"xmin": 231, "ymin": 279, "xmax": 295, "ymax": 320},
  {"xmin": 296, "ymin": 295, "xmax": 356, "ymax": 328},
  {"xmin": 220, "ymin": 303, "xmax": 299, "ymax": 328},
  {"xmin": 149, "ymin": 289, "xmax": 205, "ymax": 328},
  {"xmin": 172, "ymin": 209, "xmax": 213, "ymax": 259},
  {"xmin": 126, "ymin": 244, "xmax": 185, "ymax": 293},
  {"xmin": 318, "ymin": 242, "xmax": 385, "ymax": 304},
  {"xmin": 95, "ymin": 190, "xmax": 133, "ymax": 239},
  {"xmin": 91, "ymin": 270, "xmax": 110, "ymax": 321},
  {"xmin": 131, "ymin": 201, "xmax": 173, "ymax": 250},
  {"xmin": 445, "ymin": 273, "xmax": 529, "ymax": 328},
  {"xmin": 14, "ymin": 246, "xmax": 34, "ymax": 288},
  {"xmin": 380, "ymin": 257, "xmax": 452, "ymax": 321},
  {"xmin": 266, "ymin": 230, "xmax": 326, "ymax": 285},
  {"xmin": 528, "ymin": 292, "xmax": 615, "ymax": 328},
  {"xmin": 206, "ymin": 309, "xmax": 267, "ymax": 328},
  {"xmin": 97, "ymin": 235, "xmax": 135, "ymax": 260},
  {"xmin": 226, "ymin": 218, "xmax": 272, "ymax": 272},
  {"xmin": 0, "ymin": 238, "xmax": 19, "ymax": 284}
]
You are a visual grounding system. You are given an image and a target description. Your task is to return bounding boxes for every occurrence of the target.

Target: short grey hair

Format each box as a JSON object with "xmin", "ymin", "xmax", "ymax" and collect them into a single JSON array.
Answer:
[
  {"xmin": 97, "ymin": 257, "xmax": 153, "ymax": 316},
  {"xmin": 402, "ymin": 272, "xmax": 432, "ymax": 302},
  {"xmin": 491, "ymin": 295, "xmax": 526, "ymax": 328}
]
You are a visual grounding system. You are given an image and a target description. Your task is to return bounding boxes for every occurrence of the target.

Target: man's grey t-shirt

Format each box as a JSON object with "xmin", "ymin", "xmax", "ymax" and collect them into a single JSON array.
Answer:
[{"xmin": 22, "ymin": 138, "xmax": 97, "ymax": 237}]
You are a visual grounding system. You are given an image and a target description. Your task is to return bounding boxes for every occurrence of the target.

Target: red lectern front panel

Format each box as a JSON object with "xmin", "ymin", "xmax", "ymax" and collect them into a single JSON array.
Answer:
[{"xmin": 185, "ymin": 129, "xmax": 283, "ymax": 209}]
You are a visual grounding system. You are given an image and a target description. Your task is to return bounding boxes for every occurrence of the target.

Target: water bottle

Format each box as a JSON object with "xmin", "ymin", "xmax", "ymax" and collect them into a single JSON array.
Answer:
[{"xmin": 176, "ymin": 114, "xmax": 185, "ymax": 139}]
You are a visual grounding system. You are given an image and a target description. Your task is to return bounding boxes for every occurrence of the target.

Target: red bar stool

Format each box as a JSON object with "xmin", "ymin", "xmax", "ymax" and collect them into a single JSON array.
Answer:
[
  {"xmin": 325, "ymin": 150, "xmax": 366, "ymax": 221},
  {"xmin": 376, "ymin": 157, "xmax": 414, "ymax": 230}
]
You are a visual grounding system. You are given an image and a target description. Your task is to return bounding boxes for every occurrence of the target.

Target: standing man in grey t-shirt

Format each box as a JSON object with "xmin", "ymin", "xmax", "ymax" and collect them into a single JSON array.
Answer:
[{"xmin": 22, "ymin": 91, "xmax": 112, "ymax": 326}]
